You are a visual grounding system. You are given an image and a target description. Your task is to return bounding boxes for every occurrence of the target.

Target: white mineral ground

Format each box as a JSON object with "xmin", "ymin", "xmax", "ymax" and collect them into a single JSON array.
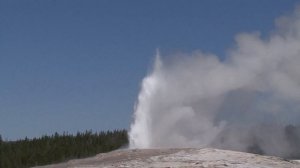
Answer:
[{"xmin": 34, "ymin": 148, "xmax": 300, "ymax": 168}]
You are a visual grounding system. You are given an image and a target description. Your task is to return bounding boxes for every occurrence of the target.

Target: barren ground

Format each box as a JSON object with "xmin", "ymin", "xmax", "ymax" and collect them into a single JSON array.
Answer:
[{"xmin": 34, "ymin": 148, "xmax": 300, "ymax": 168}]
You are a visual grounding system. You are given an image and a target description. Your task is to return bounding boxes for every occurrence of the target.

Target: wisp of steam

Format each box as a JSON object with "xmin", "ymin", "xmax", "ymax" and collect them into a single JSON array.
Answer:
[{"xmin": 129, "ymin": 7, "xmax": 300, "ymax": 158}]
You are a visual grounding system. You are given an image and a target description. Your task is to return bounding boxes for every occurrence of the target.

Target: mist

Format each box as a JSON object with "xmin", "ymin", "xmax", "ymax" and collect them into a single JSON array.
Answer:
[{"xmin": 129, "ymin": 7, "xmax": 300, "ymax": 158}]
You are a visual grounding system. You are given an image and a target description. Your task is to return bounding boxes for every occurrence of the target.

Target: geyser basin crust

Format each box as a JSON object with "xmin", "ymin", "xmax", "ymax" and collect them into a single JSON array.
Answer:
[{"xmin": 35, "ymin": 148, "xmax": 300, "ymax": 168}]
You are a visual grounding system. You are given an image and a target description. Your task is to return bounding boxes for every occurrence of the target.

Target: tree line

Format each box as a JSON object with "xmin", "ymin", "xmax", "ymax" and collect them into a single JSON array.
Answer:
[{"xmin": 0, "ymin": 129, "xmax": 128, "ymax": 168}]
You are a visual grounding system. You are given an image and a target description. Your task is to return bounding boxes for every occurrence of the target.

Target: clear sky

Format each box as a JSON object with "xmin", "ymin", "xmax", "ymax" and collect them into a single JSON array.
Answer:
[{"xmin": 0, "ymin": 0, "xmax": 299, "ymax": 140}]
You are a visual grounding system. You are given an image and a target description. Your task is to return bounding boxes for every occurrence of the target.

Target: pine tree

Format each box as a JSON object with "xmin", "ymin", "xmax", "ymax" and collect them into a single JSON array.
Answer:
[{"xmin": 0, "ymin": 130, "xmax": 128, "ymax": 168}]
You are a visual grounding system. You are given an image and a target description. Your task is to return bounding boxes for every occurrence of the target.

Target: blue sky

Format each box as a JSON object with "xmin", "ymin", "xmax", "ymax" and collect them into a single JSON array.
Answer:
[{"xmin": 0, "ymin": 0, "xmax": 299, "ymax": 140}]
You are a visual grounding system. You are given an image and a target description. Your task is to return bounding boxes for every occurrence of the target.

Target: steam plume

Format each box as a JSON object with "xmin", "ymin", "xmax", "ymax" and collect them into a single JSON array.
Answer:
[{"xmin": 129, "ymin": 7, "xmax": 300, "ymax": 158}]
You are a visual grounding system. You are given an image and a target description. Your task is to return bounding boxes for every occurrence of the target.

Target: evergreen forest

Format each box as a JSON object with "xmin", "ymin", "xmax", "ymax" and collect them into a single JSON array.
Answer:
[{"xmin": 0, "ymin": 129, "xmax": 128, "ymax": 168}]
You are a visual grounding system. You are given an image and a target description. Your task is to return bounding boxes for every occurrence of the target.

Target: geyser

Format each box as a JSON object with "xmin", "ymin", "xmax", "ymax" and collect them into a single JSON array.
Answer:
[{"xmin": 129, "ymin": 7, "xmax": 300, "ymax": 158}]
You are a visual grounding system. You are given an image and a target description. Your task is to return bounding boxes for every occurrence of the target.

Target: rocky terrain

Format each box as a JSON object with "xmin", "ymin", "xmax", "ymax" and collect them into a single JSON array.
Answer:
[{"xmin": 34, "ymin": 148, "xmax": 300, "ymax": 168}]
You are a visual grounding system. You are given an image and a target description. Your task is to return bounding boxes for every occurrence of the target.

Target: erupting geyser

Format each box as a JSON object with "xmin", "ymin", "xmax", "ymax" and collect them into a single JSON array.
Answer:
[{"xmin": 129, "ymin": 7, "xmax": 300, "ymax": 158}]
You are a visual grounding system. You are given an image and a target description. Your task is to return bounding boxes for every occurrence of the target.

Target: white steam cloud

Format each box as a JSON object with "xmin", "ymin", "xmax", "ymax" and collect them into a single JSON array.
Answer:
[{"xmin": 129, "ymin": 7, "xmax": 300, "ymax": 158}]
